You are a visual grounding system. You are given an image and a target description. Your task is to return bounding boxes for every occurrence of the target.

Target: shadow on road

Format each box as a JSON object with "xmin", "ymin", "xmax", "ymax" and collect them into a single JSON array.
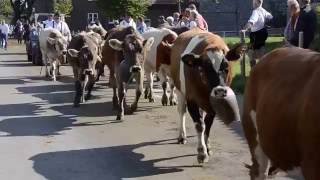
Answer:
[
  {"xmin": 30, "ymin": 138, "xmax": 199, "ymax": 180},
  {"xmin": 0, "ymin": 102, "xmax": 44, "ymax": 117},
  {"xmin": 0, "ymin": 78, "xmax": 30, "ymax": 85},
  {"xmin": 0, "ymin": 115, "xmax": 114, "ymax": 137}
]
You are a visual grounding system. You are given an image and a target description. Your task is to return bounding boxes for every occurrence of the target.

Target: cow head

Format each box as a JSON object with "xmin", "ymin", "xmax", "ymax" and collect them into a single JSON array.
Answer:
[
  {"xmin": 68, "ymin": 45, "xmax": 99, "ymax": 76},
  {"xmin": 182, "ymin": 43, "xmax": 244, "ymax": 124},
  {"xmin": 109, "ymin": 34, "xmax": 154, "ymax": 74},
  {"xmin": 47, "ymin": 36, "xmax": 68, "ymax": 56}
]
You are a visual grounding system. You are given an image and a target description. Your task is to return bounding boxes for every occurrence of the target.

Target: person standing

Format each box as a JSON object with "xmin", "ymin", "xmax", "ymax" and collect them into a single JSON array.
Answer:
[
  {"xmin": 0, "ymin": 20, "xmax": 9, "ymax": 50},
  {"xmin": 119, "ymin": 14, "xmax": 137, "ymax": 30},
  {"xmin": 289, "ymin": 0, "xmax": 317, "ymax": 48},
  {"xmin": 188, "ymin": 3, "xmax": 208, "ymax": 31},
  {"xmin": 284, "ymin": 0, "xmax": 300, "ymax": 44},
  {"xmin": 43, "ymin": 14, "xmax": 55, "ymax": 28},
  {"xmin": 137, "ymin": 17, "xmax": 147, "ymax": 34},
  {"xmin": 241, "ymin": 0, "xmax": 273, "ymax": 67},
  {"xmin": 173, "ymin": 12, "xmax": 180, "ymax": 26},
  {"xmin": 189, "ymin": 10, "xmax": 199, "ymax": 29},
  {"xmin": 52, "ymin": 12, "xmax": 71, "ymax": 42}
]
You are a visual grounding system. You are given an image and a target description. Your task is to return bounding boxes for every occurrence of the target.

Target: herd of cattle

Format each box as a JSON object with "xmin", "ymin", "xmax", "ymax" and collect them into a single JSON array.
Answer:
[{"xmin": 36, "ymin": 25, "xmax": 320, "ymax": 179}]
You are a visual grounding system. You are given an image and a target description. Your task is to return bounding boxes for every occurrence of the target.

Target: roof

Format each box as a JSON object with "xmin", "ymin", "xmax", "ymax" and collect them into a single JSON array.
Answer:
[{"xmin": 150, "ymin": 0, "xmax": 177, "ymax": 5}]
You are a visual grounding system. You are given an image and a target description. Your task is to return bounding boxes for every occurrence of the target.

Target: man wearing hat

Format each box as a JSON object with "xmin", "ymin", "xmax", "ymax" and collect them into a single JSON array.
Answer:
[{"xmin": 52, "ymin": 12, "xmax": 71, "ymax": 42}]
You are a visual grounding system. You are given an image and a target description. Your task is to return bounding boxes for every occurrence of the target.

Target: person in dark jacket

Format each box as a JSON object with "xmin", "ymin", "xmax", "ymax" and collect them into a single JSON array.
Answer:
[{"xmin": 289, "ymin": 0, "xmax": 317, "ymax": 48}]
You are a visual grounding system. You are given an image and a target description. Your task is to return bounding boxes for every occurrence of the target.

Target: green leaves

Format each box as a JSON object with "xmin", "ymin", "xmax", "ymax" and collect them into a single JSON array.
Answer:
[
  {"xmin": 0, "ymin": 0, "xmax": 13, "ymax": 17},
  {"xmin": 54, "ymin": 0, "xmax": 73, "ymax": 16},
  {"xmin": 97, "ymin": 0, "xmax": 150, "ymax": 19}
]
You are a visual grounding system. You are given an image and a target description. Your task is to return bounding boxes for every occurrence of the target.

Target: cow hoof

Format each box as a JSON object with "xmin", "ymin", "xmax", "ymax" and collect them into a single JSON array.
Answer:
[
  {"xmin": 197, "ymin": 153, "xmax": 209, "ymax": 164},
  {"xmin": 124, "ymin": 108, "xmax": 133, "ymax": 115},
  {"xmin": 162, "ymin": 99, "xmax": 168, "ymax": 106},
  {"xmin": 130, "ymin": 104, "xmax": 138, "ymax": 112},
  {"xmin": 177, "ymin": 137, "xmax": 187, "ymax": 144},
  {"xmin": 207, "ymin": 149, "xmax": 213, "ymax": 156},
  {"xmin": 116, "ymin": 115, "xmax": 123, "ymax": 120},
  {"xmin": 149, "ymin": 98, "xmax": 155, "ymax": 103},
  {"xmin": 170, "ymin": 100, "xmax": 177, "ymax": 106},
  {"xmin": 85, "ymin": 94, "xmax": 92, "ymax": 101},
  {"xmin": 144, "ymin": 91, "xmax": 148, "ymax": 99},
  {"xmin": 73, "ymin": 103, "xmax": 80, "ymax": 108}
]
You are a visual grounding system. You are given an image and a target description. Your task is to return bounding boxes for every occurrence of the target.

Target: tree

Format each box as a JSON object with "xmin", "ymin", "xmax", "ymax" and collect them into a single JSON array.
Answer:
[
  {"xmin": 97, "ymin": 0, "xmax": 150, "ymax": 19},
  {"xmin": 10, "ymin": 0, "xmax": 37, "ymax": 23},
  {"xmin": 0, "ymin": 0, "xmax": 13, "ymax": 17},
  {"xmin": 53, "ymin": 0, "xmax": 73, "ymax": 16}
]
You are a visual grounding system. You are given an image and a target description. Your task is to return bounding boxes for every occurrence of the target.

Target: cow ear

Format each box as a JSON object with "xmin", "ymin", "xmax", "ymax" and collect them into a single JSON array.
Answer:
[
  {"xmin": 47, "ymin": 37, "xmax": 56, "ymax": 45},
  {"xmin": 109, "ymin": 39, "xmax": 123, "ymax": 51},
  {"xmin": 143, "ymin": 37, "xmax": 155, "ymax": 51},
  {"xmin": 225, "ymin": 43, "xmax": 246, "ymax": 61},
  {"xmin": 68, "ymin": 49, "xmax": 79, "ymax": 58},
  {"xmin": 181, "ymin": 53, "xmax": 202, "ymax": 67}
]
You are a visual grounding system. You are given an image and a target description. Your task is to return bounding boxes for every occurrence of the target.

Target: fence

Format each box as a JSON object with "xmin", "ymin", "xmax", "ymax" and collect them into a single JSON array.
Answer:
[{"xmin": 213, "ymin": 28, "xmax": 284, "ymax": 38}]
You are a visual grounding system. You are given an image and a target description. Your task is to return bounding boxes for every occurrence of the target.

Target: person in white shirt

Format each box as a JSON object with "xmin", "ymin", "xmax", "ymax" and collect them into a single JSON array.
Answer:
[
  {"xmin": 119, "ymin": 14, "xmax": 137, "ymax": 30},
  {"xmin": 241, "ymin": 0, "xmax": 273, "ymax": 67},
  {"xmin": 52, "ymin": 12, "xmax": 71, "ymax": 42},
  {"xmin": 189, "ymin": 10, "xmax": 199, "ymax": 29},
  {"xmin": 43, "ymin": 14, "xmax": 55, "ymax": 29},
  {"xmin": 0, "ymin": 20, "xmax": 10, "ymax": 50}
]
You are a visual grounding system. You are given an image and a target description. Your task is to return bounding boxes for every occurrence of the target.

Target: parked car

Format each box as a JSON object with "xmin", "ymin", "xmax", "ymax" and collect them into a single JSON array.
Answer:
[{"xmin": 26, "ymin": 27, "xmax": 42, "ymax": 65}]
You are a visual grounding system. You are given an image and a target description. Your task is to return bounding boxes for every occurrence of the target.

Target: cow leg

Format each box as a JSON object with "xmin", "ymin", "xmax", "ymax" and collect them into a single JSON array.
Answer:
[
  {"xmin": 130, "ymin": 72, "xmax": 143, "ymax": 113},
  {"xmin": 145, "ymin": 70, "xmax": 154, "ymax": 102},
  {"xmin": 169, "ymin": 80, "xmax": 177, "ymax": 106},
  {"xmin": 116, "ymin": 82, "xmax": 126, "ymax": 120},
  {"xmin": 43, "ymin": 55, "xmax": 50, "ymax": 78},
  {"xmin": 204, "ymin": 113, "xmax": 215, "ymax": 156},
  {"xmin": 81, "ymin": 74, "xmax": 89, "ymax": 103},
  {"xmin": 177, "ymin": 90, "xmax": 187, "ymax": 144},
  {"xmin": 111, "ymin": 71, "xmax": 119, "ymax": 110},
  {"xmin": 85, "ymin": 75, "xmax": 95, "ymax": 101},
  {"xmin": 51, "ymin": 60, "xmax": 57, "ymax": 81},
  {"xmin": 159, "ymin": 69, "xmax": 169, "ymax": 106},
  {"xmin": 242, "ymin": 110, "xmax": 270, "ymax": 180},
  {"xmin": 74, "ymin": 80, "xmax": 82, "ymax": 107},
  {"xmin": 161, "ymin": 81, "xmax": 169, "ymax": 106},
  {"xmin": 187, "ymin": 101, "xmax": 209, "ymax": 163}
]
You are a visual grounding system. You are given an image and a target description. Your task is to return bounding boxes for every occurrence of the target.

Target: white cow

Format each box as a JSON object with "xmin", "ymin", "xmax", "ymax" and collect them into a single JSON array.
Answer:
[
  {"xmin": 142, "ymin": 28, "xmax": 178, "ymax": 105},
  {"xmin": 39, "ymin": 28, "xmax": 68, "ymax": 81}
]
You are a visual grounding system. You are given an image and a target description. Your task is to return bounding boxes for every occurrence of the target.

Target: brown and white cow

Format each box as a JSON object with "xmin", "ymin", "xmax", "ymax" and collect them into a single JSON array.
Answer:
[
  {"xmin": 104, "ymin": 27, "xmax": 154, "ymax": 120},
  {"xmin": 142, "ymin": 28, "xmax": 178, "ymax": 104},
  {"xmin": 67, "ymin": 32, "xmax": 101, "ymax": 107},
  {"xmin": 39, "ymin": 28, "xmax": 68, "ymax": 81},
  {"xmin": 171, "ymin": 28, "xmax": 242, "ymax": 163},
  {"xmin": 242, "ymin": 47, "xmax": 320, "ymax": 180}
]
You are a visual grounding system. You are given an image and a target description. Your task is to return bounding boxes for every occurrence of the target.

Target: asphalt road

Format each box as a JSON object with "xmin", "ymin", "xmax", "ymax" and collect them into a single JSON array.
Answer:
[{"xmin": 0, "ymin": 41, "xmax": 299, "ymax": 180}]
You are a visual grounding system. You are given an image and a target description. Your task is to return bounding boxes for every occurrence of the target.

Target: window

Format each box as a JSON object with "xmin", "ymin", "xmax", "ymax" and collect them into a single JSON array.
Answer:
[{"xmin": 88, "ymin": 13, "xmax": 98, "ymax": 23}]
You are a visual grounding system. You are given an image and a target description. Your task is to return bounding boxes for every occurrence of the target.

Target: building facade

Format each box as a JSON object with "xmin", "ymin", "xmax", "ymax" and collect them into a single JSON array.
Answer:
[{"xmin": 32, "ymin": 0, "xmax": 288, "ymax": 32}]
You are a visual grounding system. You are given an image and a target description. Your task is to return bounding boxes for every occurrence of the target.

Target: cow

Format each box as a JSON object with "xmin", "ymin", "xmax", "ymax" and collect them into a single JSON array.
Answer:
[
  {"xmin": 170, "ymin": 28, "xmax": 243, "ymax": 163},
  {"xmin": 67, "ymin": 32, "xmax": 101, "ymax": 107},
  {"xmin": 142, "ymin": 28, "xmax": 178, "ymax": 105},
  {"xmin": 242, "ymin": 47, "xmax": 320, "ymax": 180},
  {"xmin": 39, "ymin": 28, "xmax": 68, "ymax": 81},
  {"xmin": 100, "ymin": 26, "xmax": 138, "ymax": 88},
  {"xmin": 104, "ymin": 27, "xmax": 154, "ymax": 120}
]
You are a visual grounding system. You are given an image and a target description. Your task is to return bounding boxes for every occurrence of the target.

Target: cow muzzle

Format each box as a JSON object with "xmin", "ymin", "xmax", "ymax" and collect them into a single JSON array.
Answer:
[
  {"xmin": 62, "ymin": 50, "xmax": 67, "ymax": 55},
  {"xmin": 210, "ymin": 86, "xmax": 240, "ymax": 125},
  {"xmin": 130, "ymin": 65, "xmax": 142, "ymax": 73}
]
